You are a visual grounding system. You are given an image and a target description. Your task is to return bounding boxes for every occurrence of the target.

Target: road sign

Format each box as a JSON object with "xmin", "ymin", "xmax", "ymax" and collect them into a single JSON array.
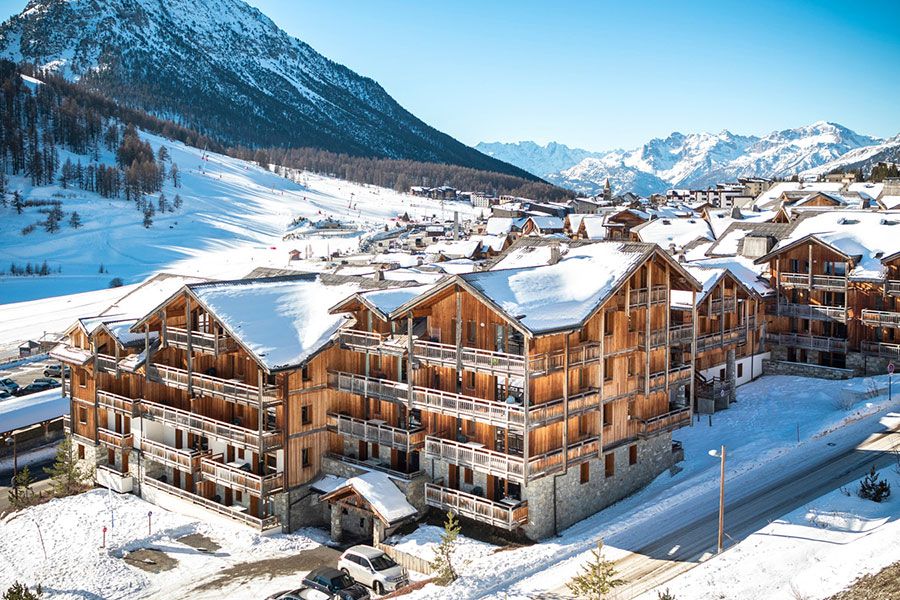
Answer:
[{"xmin": 889, "ymin": 363, "xmax": 895, "ymax": 374}]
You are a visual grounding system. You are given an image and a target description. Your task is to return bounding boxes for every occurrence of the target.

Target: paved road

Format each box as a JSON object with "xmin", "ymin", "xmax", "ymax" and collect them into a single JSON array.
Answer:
[
  {"xmin": 0, "ymin": 457, "xmax": 56, "ymax": 512},
  {"xmin": 538, "ymin": 423, "xmax": 900, "ymax": 599}
]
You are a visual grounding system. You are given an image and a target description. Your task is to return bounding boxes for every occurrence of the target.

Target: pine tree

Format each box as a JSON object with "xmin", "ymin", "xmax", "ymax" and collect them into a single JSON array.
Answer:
[
  {"xmin": 170, "ymin": 163, "xmax": 179, "ymax": 187},
  {"xmin": 12, "ymin": 191, "xmax": 23, "ymax": 215},
  {"xmin": 7, "ymin": 465, "xmax": 37, "ymax": 508},
  {"xmin": 173, "ymin": 193, "xmax": 182, "ymax": 209},
  {"xmin": 566, "ymin": 538, "xmax": 625, "ymax": 600},
  {"xmin": 98, "ymin": 263, "xmax": 105, "ymax": 274},
  {"xmin": 68, "ymin": 211, "xmax": 82, "ymax": 229},
  {"xmin": 430, "ymin": 511, "xmax": 461, "ymax": 586},
  {"xmin": 158, "ymin": 192, "xmax": 167, "ymax": 213},
  {"xmin": 44, "ymin": 434, "xmax": 89, "ymax": 497},
  {"xmin": 2, "ymin": 581, "xmax": 42, "ymax": 600},
  {"xmin": 39, "ymin": 261, "xmax": 49, "ymax": 276},
  {"xmin": 44, "ymin": 210, "xmax": 59, "ymax": 233},
  {"xmin": 143, "ymin": 212, "xmax": 153, "ymax": 228},
  {"xmin": 858, "ymin": 465, "xmax": 891, "ymax": 502},
  {"xmin": 157, "ymin": 145, "xmax": 169, "ymax": 163}
]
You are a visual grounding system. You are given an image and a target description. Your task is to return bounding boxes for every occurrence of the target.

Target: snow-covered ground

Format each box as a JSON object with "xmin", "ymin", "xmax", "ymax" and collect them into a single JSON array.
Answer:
[
  {"xmin": 385, "ymin": 524, "xmax": 497, "ymax": 566},
  {"xmin": 636, "ymin": 465, "xmax": 900, "ymax": 600},
  {"xmin": 398, "ymin": 374, "xmax": 900, "ymax": 600},
  {"xmin": 0, "ymin": 129, "xmax": 483, "ymax": 305}
]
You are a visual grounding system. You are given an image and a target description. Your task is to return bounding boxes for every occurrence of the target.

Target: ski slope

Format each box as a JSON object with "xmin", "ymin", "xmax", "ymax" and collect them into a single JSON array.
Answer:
[{"xmin": 0, "ymin": 130, "xmax": 482, "ymax": 305}]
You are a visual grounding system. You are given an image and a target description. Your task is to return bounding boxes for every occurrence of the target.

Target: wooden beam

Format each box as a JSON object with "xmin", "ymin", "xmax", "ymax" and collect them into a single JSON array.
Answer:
[
  {"xmin": 523, "ymin": 336, "xmax": 530, "ymax": 487},
  {"xmin": 185, "ymin": 294, "xmax": 193, "ymax": 396},
  {"xmin": 690, "ymin": 289, "xmax": 697, "ymax": 422},
  {"xmin": 645, "ymin": 264, "xmax": 652, "ymax": 397},
  {"xmin": 665, "ymin": 265, "xmax": 671, "ymax": 391},
  {"xmin": 91, "ymin": 337, "xmax": 99, "ymax": 443},
  {"xmin": 407, "ymin": 311, "xmax": 414, "ymax": 414},
  {"xmin": 563, "ymin": 333, "xmax": 569, "ymax": 475},
  {"xmin": 455, "ymin": 287, "xmax": 463, "ymax": 376}
]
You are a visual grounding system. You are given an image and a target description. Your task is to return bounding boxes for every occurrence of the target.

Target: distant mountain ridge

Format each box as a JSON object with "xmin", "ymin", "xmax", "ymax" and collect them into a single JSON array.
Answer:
[
  {"xmin": 477, "ymin": 122, "xmax": 898, "ymax": 196},
  {"xmin": 0, "ymin": 0, "xmax": 536, "ymax": 179}
]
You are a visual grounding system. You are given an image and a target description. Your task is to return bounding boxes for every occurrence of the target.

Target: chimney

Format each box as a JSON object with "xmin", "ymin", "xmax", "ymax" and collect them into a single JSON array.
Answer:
[
  {"xmin": 549, "ymin": 245, "xmax": 561, "ymax": 265},
  {"xmin": 730, "ymin": 205, "xmax": 743, "ymax": 219},
  {"xmin": 453, "ymin": 211, "xmax": 459, "ymax": 241},
  {"xmin": 373, "ymin": 268, "xmax": 384, "ymax": 282},
  {"xmin": 668, "ymin": 243, "xmax": 677, "ymax": 256}
]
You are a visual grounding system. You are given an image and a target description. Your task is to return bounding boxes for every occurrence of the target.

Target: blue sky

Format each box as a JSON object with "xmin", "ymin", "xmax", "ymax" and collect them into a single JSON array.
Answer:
[{"xmin": 2, "ymin": 0, "xmax": 899, "ymax": 151}]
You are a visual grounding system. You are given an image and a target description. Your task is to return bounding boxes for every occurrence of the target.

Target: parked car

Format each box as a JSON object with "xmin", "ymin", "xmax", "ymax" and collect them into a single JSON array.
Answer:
[
  {"xmin": 302, "ymin": 567, "xmax": 370, "ymax": 600},
  {"xmin": 0, "ymin": 390, "xmax": 12, "ymax": 400},
  {"xmin": 14, "ymin": 381, "xmax": 55, "ymax": 396},
  {"xmin": 338, "ymin": 546, "xmax": 409, "ymax": 594},
  {"xmin": 43, "ymin": 364, "xmax": 70, "ymax": 378},
  {"xmin": 32, "ymin": 378, "xmax": 61, "ymax": 388},
  {"xmin": 265, "ymin": 588, "xmax": 330, "ymax": 600},
  {"xmin": 0, "ymin": 378, "xmax": 19, "ymax": 394}
]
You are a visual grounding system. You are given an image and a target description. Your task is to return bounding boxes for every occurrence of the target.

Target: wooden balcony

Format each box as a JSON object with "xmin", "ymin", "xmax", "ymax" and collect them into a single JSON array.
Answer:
[
  {"xmin": 861, "ymin": 310, "xmax": 900, "ymax": 329},
  {"xmin": 97, "ymin": 390, "xmax": 138, "ymax": 417},
  {"xmin": 326, "ymin": 412, "xmax": 425, "ymax": 452},
  {"xmin": 529, "ymin": 342, "xmax": 603, "ymax": 377},
  {"xmin": 96, "ymin": 464, "xmax": 133, "ymax": 493},
  {"xmin": 328, "ymin": 371, "xmax": 409, "ymax": 404},
  {"xmin": 148, "ymin": 364, "xmax": 279, "ymax": 408},
  {"xmin": 165, "ymin": 326, "xmax": 236, "ymax": 356},
  {"xmin": 97, "ymin": 427, "xmax": 133, "ymax": 449},
  {"xmin": 635, "ymin": 407, "xmax": 692, "ymax": 439},
  {"xmin": 701, "ymin": 297, "xmax": 736, "ymax": 315},
  {"xmin": 95, "ymin": 353, "xmax": 119, "ymax": 375},
  {"xmin": 668, "ymin": 324, "xmax": 694, "ymax": 346},
  {"xmin": 771, "ymin": 302, "xmax": 846, "ymax": 322},
  {"xmin": 885, "ymin": 280, "xmax": 900, "ymax": 296},
  {"xmin": 337, "ymin": 329, "xmax": 408, "ymax": 357},
  {"xmin": 620, "ymin": 285, "xmax": 667, "ymax": 307},
  {"xmin": 861, "ymin": 341, "xmax": 900, "ymax": 360},
  {"xmin": 765, "ymin": 332, "xmax": 847, "ymax": 353},
  {"xmin": 695, "ymin": 328, "xmax": 747, "ymax": 353},
  {"xmin": 526, "ymin": 389, "xmax": 600, "ymax": 429},
  {"xmin": 425, "ymin": 483, "xmax": 527, "ymax": 530},
  {"xmin": 63, "ymin": 414, "xmax": 71, "ymax": 435},
  {"xmin": 140, "ymin": 438, "xmax": 204, "ymax": 472},
  {"xmin": 638, "ymin": 329, "xmax": 668, "ymax": 350},
  {"xmin": 412, "ymin": 339, "xmax": 525, "ymax": 378},
  {"xmin": 779, "ymin": 272, "xmax": 847, "ymax": 291},
  {"xmin": 412, "ymin": 385, "xmax": 526, "ymax": 429},
  {"xmin": 639, "ymin": 364, "xmax": 692, "ymax": 394},
  {"xmin": 139, "ymin": 398, "xmax": 282, "ymax": 453},
  {"xmin": 528, "ymin": 437, "xmax": 600, "ymax": 477},
  {"xmin": 142, "ymin": 476, "xmax": 278, "ymax": 530},
  {"xmin": 425, "ymin": 436, "xmax": 525, "ymax": 483},
  {"xmin": 200, "ymin": 454, "xmax": 283, "ymax": 495}
]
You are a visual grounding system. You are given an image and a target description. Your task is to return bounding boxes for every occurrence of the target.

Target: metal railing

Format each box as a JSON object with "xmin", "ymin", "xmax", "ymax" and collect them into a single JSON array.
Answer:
[
  {"xmin": 326, "ymin": 412, "xmax": 425, "ymax": 451},
  {"xmin": 97, "ymin": 427, "xmax": 133, "ymax": 449},
  {"xmin": 140, "ymin": 438, "xmax": 203, "ymax": 472},
  {"xmin": 779, "ymin": 272, "xmax": 847, "ymax": 290},
  {"xmin": 861, "ymin": 310, "xmax": 900, "ymax": 328},
  {"xmin": 142, "ymin": 477, "xmax": 278, "ymax": 530},
  {"xmin": 771, "ymin": 303, "xmax": 846, "ymax": 322},
  {"xmin": 139, "ymin": 398, "xmax": 282, "ymax": 452},
  {"xmin": 165, "ymin": 326, "xmax": 236, "ymax": 355},
  {"xmin": 148, "ymin": 364, "xmax": 279, "ymax": 408},
  {"xmin": 425, "ymin": 483, "xmax": 528, "ymax": 530},
  {"xmin": 765, "ymin": 332, "xmax": 847, "ymax": 353},
  {"xmin": 425, "ymin": 436, "xmax": 525, "ymax": 483},
  {"xmin": 861, "ymin": 341, "xmax": 900, "ymax": 359},
  {"xmin": 635, "ymin": 407, "xmax": 692, "ymax": 439},
  {"xmin": 200, "ymin": 454, "xmax": 283, "ymax": 495},
  {"xmin": 97, "ymin": 390, "xmax": 139, "ymax": 416}
]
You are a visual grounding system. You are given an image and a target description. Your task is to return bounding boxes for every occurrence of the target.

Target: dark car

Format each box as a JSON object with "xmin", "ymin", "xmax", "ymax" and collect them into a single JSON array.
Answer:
[
  {"xmin": 302, "ymin": 567, "xmax": 370, "ymax": 600},
  {"xmin": 0, "ymin": 390, "xmax": 12, "ymax": 400},
  {"xmin": 15, "ymin": 381, "xmax": 55, "ymax": 396},
  {"xmin": 43, "ymin": 364, "xmax": 70, "ymax": 378},
  {"xmin": 32, "ymin": 378, "xmax": 61, "ymax": 388}
]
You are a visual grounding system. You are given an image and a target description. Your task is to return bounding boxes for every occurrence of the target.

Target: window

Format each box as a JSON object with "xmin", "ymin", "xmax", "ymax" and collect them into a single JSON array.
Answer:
[
  {"xmin": 580, "ymin": 462, "xmax": 590, "ymax": 484},
  {"xmin": 604, "ymin": 311, "xmax": 615, "ymax": 336},
  {"xmin": 737, "ymin": 363, "xmax": 743, "ymax": 378},
  {"xmin": 627, "ymin": 357, "xmax": 635, "ymax": 377},
  {"xmin": 629, "ymin": 445, "xmax": 638, "ymax": 466},
  {"xmin": 465, "ymin": 420, "xmax": 475, "ymax": 436},
  {"xmin": 579, "ymin": 415, "xmax": 590, "ymax": 435},
  {"xmin": 577, "ymin": 368, "xmax": 586, "ymax": 390},
  {"xmin": 467, "ymin": 371, "xmax": 475, "ymax": 389},
  {"xmin": 301, "ymin": 365, "xmax": 311, "ymax": 381},
  {"xmin": 301, "ymin": 405, "xmax": 311, "ymax": 425},
  {"xmin": 719, "ymin": 368, "xmax": 725, "ymax": 380},
  {"xmin": 604, "ymin": 357, "xmax": 614, "ymax": 381},
  {"xmin": 78, "ymin": 444, "xmax": 85, "ymax": 460},
  {"xmin": 301, "ymin": 448, "xmax": 310, "ymax": 468},
  {"xmin": 467, "ymin": 320, "xmax": 476, "ymax": 343},
  {"xmin": 464, "ymin": 468, "xmax": 473, "ymax": 484},
  {"xmin": 78, "ymin": 369, "xmax": 86, "ymax": 388},
  {"xmin": 507, "ymin": 432, "xmax": 524, "ymax": 456},
  {"xmin": 603, "ymin": 404, "xmax": 612, "ymax": 427},
  {"xmin": 78, "ymin": 407, "xmax": 87, "ymax": 425},
  {"xmin": 605, "ymin": 453, "xmax": 615, "ymax": 478}
]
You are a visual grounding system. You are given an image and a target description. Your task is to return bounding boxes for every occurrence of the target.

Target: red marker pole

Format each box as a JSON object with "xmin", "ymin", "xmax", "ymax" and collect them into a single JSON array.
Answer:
[
  {"xmin": 102, "ymin": 526, "xmax": 107, "ymax": 548},
  {"xmin": 148, "ymin": 510, "xmax": 153, "ymax": 536}
]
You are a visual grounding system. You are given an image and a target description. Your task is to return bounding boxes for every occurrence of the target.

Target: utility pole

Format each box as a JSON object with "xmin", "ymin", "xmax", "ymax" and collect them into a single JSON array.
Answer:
[
  {"xmin": 5, "ymin": 434, "xmax": 17, "ymax": 502},
  {"xmin": 718, "ymin": 444, "xmax": 725, "ymax": 553}
]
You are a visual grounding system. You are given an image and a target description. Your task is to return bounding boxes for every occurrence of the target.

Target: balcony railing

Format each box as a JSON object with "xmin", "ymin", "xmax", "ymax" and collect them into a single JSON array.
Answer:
[
  {"xmin": 529, "ymin": 342, "xmax": 604, "ymax": 377},
  {"xmin": 338, "ymin": 329, "xmax": 409, "ymax": 357},
  {"xmin": 142, "ymin": 477, "xmax": 278, "ymax": 530},
  {"xmin": 765, "ymin": 332, "xmax": 847, "ymax": 353},
  {"xmin": 425, "ymin": 436, "xmax": 525, "ymax": 483},
  {"xmin": 328, "ymin": 371, "xmax": 409, "ymax": 404},
  {"xmin": 695, "ymin": 328, "xmax": 747, "ymax": 353},
  {"xmin": 148, "ymin": 364, "xmax": 279, "ymax": 408},
  {"xmin": 97, "ymin": 427, "xmax": 133, "ymax": 449},
  {"xmin": 886, "ymin": 280, "xmax": 900, "ymax": 296},
  {"xmin": 413, "ymin": 339, "xmax": 525, "ymax": 378},
  {"xmin": 95, "ymin": 353, "xmax": 119, "ymax": 375},
  {"xmin": 639, "ymin": 364, "xmax": 692, "ymax": 394},
  {"xmin": 770, "ymin": 303, "xmax": 846, "ymax": 322},
  {"xmin": 323, "ymin": 452, "xmax": 426, "ymax": 481},
  {"xmin": 97, "ymin": 390, "xmax": 139, "ymax": 417},
  {"xmin": 620, "ymin": 285, "xmax": 667, "ymax": 307},
  {"xmin": 413, "ymin": 385, "xmax": 526, "ymax": 429},
  {"xmin": 63, "ymin": 414, "xmax": 71, "ymax": 434},
  {"xmin": 165, "ymin": 326, "xmax": 236, "ymax": 356},
  {"xmin": 526, "ymin": 389, "xmax": 600, "ymax": 429},
  {"xmin": 200, "ymin": 454, "xmax": 283, "ymax": 495},
  {"xmin": 528, "ymin": 437, "xmax": 600, "ymax": 477},
  {"xmin": 326, "ymin": 412, "xmax": 425, "ymax": 452},
  {"xmin": 861, "ymin": 310, "xmax": 900, "ymax": 329},
  {"xmin": 779, "ymin": 273, "xmax": 847, "ymax": 291},
  {"xmin": 140, "ymin": 438, "xmax": 203, "ymax": 472},
  {"xmin": 861, "ymin": 341, "xmax": 900, "ymax": 360},
  {"xmin": 139, "ymin": 398, "xmax": 282, "ymax": 452},
  {"xmin": 635, "ymin": 407, "xmax": 692, "ymax": 439},
  {"xmin": 425, "ymin": 483, "xmax": 527, "ymax": 530},
  {"xmin": 668, "ymin": 324, "xmax": 693, "ymax": 345},
  {"xmin": 638, "ymin": 329, "xmax": 668, "ymax": 350}
]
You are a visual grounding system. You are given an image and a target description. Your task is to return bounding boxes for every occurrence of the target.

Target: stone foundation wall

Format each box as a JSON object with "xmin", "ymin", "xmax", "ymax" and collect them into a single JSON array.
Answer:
[
  {"xmin": 762, "ymin": 358, "xmax": 853, "ymax": 380},
  {"xmin": 272, "ymin": 485, "xmax": 330, "ymax": 532},
  {"xmin": 522, "ymin": 433, "xmax": 675, "ymax": 540}
]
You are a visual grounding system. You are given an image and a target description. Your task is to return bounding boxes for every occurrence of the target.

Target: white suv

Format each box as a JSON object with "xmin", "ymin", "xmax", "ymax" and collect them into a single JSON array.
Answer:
[{"xmin": 338, "ymin": 545, "xmax": 409, "ymax": 595}]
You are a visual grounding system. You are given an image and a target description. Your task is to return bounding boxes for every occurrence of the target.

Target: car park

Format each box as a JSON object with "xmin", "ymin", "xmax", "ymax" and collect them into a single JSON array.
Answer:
[
  {"xmin": 338, "ymin": 546, "xmax": 409, "ymax": 594},
  {"xmin": 14, "ymin": 381, "xmax": 55, "ymax": 396},
  {"xmin": 302, "ymin": 567, "xmax": 370, "ymax": 600}
]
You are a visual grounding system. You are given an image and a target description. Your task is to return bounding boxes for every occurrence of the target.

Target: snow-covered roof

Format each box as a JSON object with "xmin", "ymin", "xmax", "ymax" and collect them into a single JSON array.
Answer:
[
  {"xmin": 846, "ymin": 182, "xmax": 884, "ymax": 201},
  {"xmin": 48, "ymin": 343, "xmax": 93, "ymax": 365},
  {"xmin": 490, "ymin": 243, "xmax": 571, "ymax": 271},
  {"xmin": 351, "ymin": 284, "xmax": 436, "ymax": 318},
  {"xmin": 581, "ymin": 215, "xmax": 607, "ymax": 240},
  {"xmin": 0, "ymin": 388, "xmax": 68, "ymax": 434},
  {"xmin": 486, "ymin": 217, "xmax": 514, "ymax": 236},
  {"xmin": 425, "ymin": 239, "xmax": 481, "ymax": 258},
  {"xmin": 433, "ymin": 259, "xmax": 477, "ymax": 274},
  {"xmin": 524, "ymin": 216, "xmax": 565, "ymax": 232},
  {"xmin": 689, "ymin": 256, "xmax": 773, "ymax": 297},
  {"xmin": 632, "ymin": 217, "xmax": 714, "ymax": 249},
  {"xmin": 189, "ymin": 276, "xmax": 367, "ymax": 371},
  {"xmin": 470, "ymin": 234, "xmax": 508, "ymax": 253},
  {"xmin": 321, "ymin": 471, "xmax": 417, "ymax": 525},
  {"xmin": 704, "ymin": 208, "xmax": 778, "ymax": 239},
  {"xmin": 754, "ymin": 182, "xmax": 845, "ymax": 210},
  {"xmin": 100, "ymin": 273, "xmax": 209, "ymax": 320}
]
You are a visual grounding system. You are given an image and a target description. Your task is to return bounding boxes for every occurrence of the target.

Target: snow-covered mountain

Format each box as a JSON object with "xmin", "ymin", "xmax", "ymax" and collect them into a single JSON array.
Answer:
[
  {"xmin": 480, "ymin": 122, "xmax": 893, "ymax": 195},
  {"xmin": 0, "ymin": 0, "xmax": 532, "ymax": 179},
  {"xmin": 474, "ymin": 141, "xmax": 601, "ymax": 177}
]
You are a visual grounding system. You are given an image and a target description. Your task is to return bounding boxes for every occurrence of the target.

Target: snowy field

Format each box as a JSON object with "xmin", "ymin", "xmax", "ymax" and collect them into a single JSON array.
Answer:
[
  {"xmin": 634, "ymin": 464, "xmax": 900, "ymax": 600},
  {"xmin": 0, "ymin": 128, "xmax": 483, "ymax": 305}
]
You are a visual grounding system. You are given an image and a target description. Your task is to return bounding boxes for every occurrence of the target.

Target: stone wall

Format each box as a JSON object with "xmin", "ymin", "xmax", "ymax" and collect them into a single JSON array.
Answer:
[
  {"xmin": 846, "ymin": 352, "xmax": 893, "ymax": 377},
  {"xmin": 322, "ymin": 455, "xmax": 428, "ymax": 516},
  {"xmin": 762, "ymin": 358, "xmax": 853, "ymax": 380},
  {"xmin": 522, "ymin": 433, "xmax": 675, "ymax": 540}
]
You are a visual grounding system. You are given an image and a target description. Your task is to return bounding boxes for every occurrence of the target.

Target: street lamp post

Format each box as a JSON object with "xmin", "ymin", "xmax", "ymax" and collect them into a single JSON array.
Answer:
[
  {"xmin": 709, "ymin": 445, "xmax": 726, "ymax": 553},
  {"xmin": 5, "ymin": 435, "xmax": 17, "ymax": 501}
]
